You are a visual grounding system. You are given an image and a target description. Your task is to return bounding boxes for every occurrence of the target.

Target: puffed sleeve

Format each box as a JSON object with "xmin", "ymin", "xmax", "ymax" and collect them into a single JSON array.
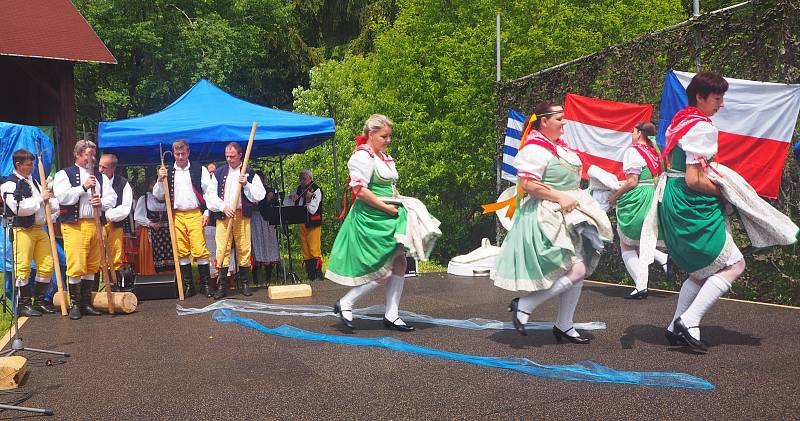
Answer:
[
  {"xmin": 347, "ymin": 150, "xmax": 375, "ymax": 188},
  {"xmin": 679, "ymin": 122, "xmax": 718, "ymax": 164},
  {"xmin": 513, "ymin": 144, "xmax": 552, "ymax": 181},
  {"xmin": 622, "ymin": 148, "xmax": 647, "ymax": 175}
]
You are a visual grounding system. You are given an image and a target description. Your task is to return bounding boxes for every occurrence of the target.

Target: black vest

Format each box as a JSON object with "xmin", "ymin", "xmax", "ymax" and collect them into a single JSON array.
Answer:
[
  {"xmin": 294, "ymin": 182, "xmax": 323, "ymax": 228},
  {"xmin": 166, "ymin": 163, "xmax": 206, "ymax": 211},
  {"xmin": 214, "ymin": 165, "xmax": 256, "ymax": 219},
  {"xmin": 4, "ymin": 173, "xmax": 38, "ymax": 229},
  {"xmin": 109, "ymin": 174, "xmax": 133, "ymax": 230},
  {"xmin": 58, "ymin": 165, "xmax": 104, "ymax": 224}
]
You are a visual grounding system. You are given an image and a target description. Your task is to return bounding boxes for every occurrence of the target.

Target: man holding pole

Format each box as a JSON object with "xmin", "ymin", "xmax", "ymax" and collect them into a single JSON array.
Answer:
[
  {"xmin": 99, "ymin": 153, "xmax": 133, "ymax": 285},
  {"xmin": 53, "ymin": 140, "xmax": 116, "ymax": 319},
  {"xmin": 155, "ymin": 140, "xmax": 214, "ymax": 297},
  {"xmin": 0, "ymin": 149, "xmax": 60, "ymax": 316},
  {"xmin": 206, "ymin": 142, "xmax": 265, "ymax": 299}
]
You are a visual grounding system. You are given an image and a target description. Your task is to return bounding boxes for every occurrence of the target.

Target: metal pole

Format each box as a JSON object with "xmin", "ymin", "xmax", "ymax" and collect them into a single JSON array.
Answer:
[
  {"xmin": 496, "ymin": 12, "xmax": 501, "ymax": 82},
  {"xmin": 694, "ymin": 0, "xmax": 702, "ymax": 72}
]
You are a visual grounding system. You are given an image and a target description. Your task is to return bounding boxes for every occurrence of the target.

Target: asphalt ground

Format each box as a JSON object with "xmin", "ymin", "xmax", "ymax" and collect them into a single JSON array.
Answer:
[{"xmin": 2, "ymin": 273, "xmax": 798, "ymax": 420}]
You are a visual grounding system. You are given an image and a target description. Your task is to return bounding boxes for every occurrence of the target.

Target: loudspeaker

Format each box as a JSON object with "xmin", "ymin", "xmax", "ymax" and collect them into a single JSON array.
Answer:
[{"xmin": 133, "ymin": 274, "xmax": 178, "ymax": 301}]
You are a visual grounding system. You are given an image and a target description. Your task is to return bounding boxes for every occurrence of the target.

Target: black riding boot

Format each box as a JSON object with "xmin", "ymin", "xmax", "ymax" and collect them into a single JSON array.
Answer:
[
  {"xmin": 240, "ymin": 267, "xmax": 253, "ymax": 297},
  {"xmin": 198, "ymin": 264, "xmax": 212, "ymax": 297},
  {"xmin": 264, "ymin": 264, "xmax": 273, "ymax": 284},
  {"xmin": 33, "ymin": 281, "xmax": 57, "ymax": 314},
  {"xmin": 180, "ymin": 264, "xmax": 196, "ymax": 298},
  {"xmin": 68, "ymin": 282, "xmax": 82, "ymax": 320},
  {"xmin": 80, "ymin": 279, "xmax": 103, "ymax": 316},
  {"xmin": 213, "ymin": 268, "xmax": 228, "ymax": 300},
  {"xmin": 303, "ymin": 259, "xmax": 314, "ymax": 281},
  {"xmin": 313, "ymin": 258, "xmax": 324, "ymax": 282},
  {"xmin": 18, "ymin": 284, "xmax": 42, "ymax": 317}
]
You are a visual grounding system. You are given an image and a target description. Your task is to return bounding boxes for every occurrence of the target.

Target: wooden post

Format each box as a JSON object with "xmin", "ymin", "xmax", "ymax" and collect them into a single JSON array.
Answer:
[
  {"xmin": 89, "ymin": 155, "xmax": 116, "ymax": 314},
  {"xmin": 34, "ymin": 141, "xmax": 69, "ymax": 315},
  {"xmin": 160, "ymin": 144, "xmax": 185, "ymax": 301},
  {"xmin": 217, "ymin": 123, "xmax": 258, "ymax": 274}
]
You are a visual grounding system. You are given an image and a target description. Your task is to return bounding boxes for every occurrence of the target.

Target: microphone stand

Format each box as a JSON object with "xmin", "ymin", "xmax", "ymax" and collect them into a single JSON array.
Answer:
[{"xmin": 0, "ymin": 188, "xmax": 64, "ymax": 416}]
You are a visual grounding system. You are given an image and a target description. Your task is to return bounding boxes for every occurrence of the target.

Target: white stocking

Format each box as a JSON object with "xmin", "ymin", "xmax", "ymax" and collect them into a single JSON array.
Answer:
[{"xmin": 338, "ymin": 280, "xmax": 381, "ymax": 322}]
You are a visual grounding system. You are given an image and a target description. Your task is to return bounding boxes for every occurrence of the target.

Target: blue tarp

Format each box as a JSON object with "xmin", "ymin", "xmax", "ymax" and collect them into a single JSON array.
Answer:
[
  {"xmin": 98, "ymin": 79, "xmax": 336, "ymax": 165},
  {"xmin": 0, "ymin": 123, "xmax": 65, "ymax": 298},
  {"xmin": 656, "ymin": 71, "xmax": 689, "ymax": 148}
]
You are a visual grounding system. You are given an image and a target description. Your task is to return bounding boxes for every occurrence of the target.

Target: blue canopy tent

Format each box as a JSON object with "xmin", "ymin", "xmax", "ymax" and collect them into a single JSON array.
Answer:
[
  {"xmin": 98, "ymin": 79, "xmax": 336, "ymax": 165},
  {"xmin": 0, "ymin": 122, "xmax": 66, "ymax": 301}
]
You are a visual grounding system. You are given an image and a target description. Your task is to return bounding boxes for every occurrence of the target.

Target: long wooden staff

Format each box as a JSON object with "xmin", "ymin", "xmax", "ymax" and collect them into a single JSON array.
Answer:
[
  {"xmin": 217, "ymin": 122, "xmax": 258, "ymax": 275},
  {"xmin": 89, "ymin": 155, "xmax": 116, "ymax": 314},
  {"xmin": 34, "ymin": 141, "xmax": 69, "ymax": 315},
  {"xmin": 160, "ymin": 144, "xmax": 185, "ymax": 301}
]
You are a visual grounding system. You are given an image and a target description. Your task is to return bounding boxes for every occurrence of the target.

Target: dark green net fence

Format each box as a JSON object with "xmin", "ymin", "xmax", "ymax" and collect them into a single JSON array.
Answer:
[{"xmin": 496, "ymin": 0, "xmax": 800, "ymax": 305}]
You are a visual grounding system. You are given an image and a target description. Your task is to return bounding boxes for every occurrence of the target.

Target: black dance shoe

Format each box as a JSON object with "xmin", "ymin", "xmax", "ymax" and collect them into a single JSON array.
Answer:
[
  {"xmin": 333, "ymin": 301, "xmax": 355, "ymax": 330},
  {"xmin": 507, "ymin": 297, "xmax": 529, "ymax": 336},
  {"xmin": 664, "ymin": 329, "xmax": 687, "ymax": 346},
  {"xmin": 673, "ymin": 317, "xmax": 708, "ymax": 352},
  {"xmin": 623, "ymin": 289, "xmax": 649, "ymax": 300},
  {"xmin": 382, "ymin": 317, "xmax": 415, "ymax": 332},
  {"xmin": 552, "ymin": 326, "xmax": 590, "ymax": 344}
]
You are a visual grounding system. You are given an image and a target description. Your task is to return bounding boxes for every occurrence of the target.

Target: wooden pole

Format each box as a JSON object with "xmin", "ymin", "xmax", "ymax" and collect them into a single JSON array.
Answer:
[
  {"xmin": 160, "ymin": 144, "xmax": 185, "ymax": 301},
  {"xmin": 89, "ymin": 155, "xmax": 116, "ymax": 314},
  {"xmin": 217, "ymin": 122, "xmax": 258, "ymax": 274},
  {"xmin": 34, "ymin": 141, "xmax": 69, "ymax": 315}
]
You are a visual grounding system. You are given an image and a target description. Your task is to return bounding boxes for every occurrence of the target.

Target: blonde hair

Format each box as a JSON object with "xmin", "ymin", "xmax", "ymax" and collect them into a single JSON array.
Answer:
[{"xmin": 362, "ymin": 114, "xmax": 394, "ymax": 137}]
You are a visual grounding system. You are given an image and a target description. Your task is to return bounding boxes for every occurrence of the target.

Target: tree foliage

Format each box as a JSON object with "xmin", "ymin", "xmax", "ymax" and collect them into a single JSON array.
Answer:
[{"xmin": 291, "ymin": 0, "xmax": 689, "ymax": 260}]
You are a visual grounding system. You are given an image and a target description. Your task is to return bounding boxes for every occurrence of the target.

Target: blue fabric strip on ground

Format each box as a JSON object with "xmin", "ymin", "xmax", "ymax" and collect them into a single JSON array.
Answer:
[{"xmin": 213, "ymin": 308, "xmax": 714, "ymax": 390}]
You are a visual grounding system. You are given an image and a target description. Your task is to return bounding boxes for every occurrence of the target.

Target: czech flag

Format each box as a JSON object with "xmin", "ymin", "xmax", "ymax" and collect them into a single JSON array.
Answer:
[
  {"xmin": 658, "ymin": 70, "xmax": 800, "ymax": 198},
  {"xmin": 562, "ymin": 93, "xmax": 654, "ymax": 180}
]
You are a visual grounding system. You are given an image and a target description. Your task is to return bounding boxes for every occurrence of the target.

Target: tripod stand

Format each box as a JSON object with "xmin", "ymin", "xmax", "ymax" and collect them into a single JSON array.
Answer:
[{"xmin": 0, "ymin": 188, "xmax": 66, "ymax": 415}]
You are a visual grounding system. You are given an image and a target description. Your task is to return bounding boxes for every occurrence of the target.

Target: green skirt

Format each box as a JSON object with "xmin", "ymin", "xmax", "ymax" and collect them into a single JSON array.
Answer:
[
  {"xmin": 616, "ymin": 183, "xmax": 654, "ymax": 245},
  {"xmin": 659, "ymin": 176, "xmax": 726, "ymax": 274},
  {"xmin": 325, "ymin": 199, "xmax": 408, "ymax": 286}
]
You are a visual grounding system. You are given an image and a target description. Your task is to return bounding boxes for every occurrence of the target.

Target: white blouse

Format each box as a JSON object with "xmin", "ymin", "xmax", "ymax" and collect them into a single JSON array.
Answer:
[
  {"xmin": 347, "ymin": 148, "xmax": 399, "ymax": 188},
  {"xmin": 514, "ymin": 143, "xmax": 581, "ymax": 181},
  {"xmin": 678, "ymin": 121, "xmax": 718, "ymax": 165},
  {"xmin": 621, "ymin": 148, "xmax": 647, "ymax": 175}
]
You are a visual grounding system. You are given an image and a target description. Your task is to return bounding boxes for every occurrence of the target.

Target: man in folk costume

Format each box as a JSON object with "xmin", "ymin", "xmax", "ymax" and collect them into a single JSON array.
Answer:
[
  {"xmin": 0, "ymin": 149, "xmax": 60, "ymax": 316},
  {"xmin": 155, "ymin": 140, "xmax": 214, "ymax": 297},
  {"xmin": 99, "ymin": 153, "xmax": 133, "ymax": 286},
  {"xmin": 286, "ymin": 169, "xmax": 324, "ymax": 281},
  {"xmin": 205, "ymin": 142, "xmax": 266, "ymax": 299},
  {"xmin": 53, "ymin": 140, "xmax": 116, "ymax": 320}
]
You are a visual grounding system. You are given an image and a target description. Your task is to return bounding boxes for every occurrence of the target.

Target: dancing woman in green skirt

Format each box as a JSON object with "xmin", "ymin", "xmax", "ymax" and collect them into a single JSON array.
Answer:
[
  {"xmin": 326, "ymin": 114, "xmax": 415, "ymax": 332},
  {"xmin": 607, "ymin": 122, "xmax": 672, "ymax": 299}
]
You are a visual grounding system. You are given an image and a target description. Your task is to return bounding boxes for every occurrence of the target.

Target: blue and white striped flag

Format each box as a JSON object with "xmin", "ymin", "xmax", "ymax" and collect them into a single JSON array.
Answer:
[{"xmin": 501, "ymin": 109, "xmax": 527, "ymax": 183}]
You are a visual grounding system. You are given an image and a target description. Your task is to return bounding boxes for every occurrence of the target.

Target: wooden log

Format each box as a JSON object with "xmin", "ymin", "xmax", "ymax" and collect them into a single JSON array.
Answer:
[
  {"xmin": 0, "ymin": 356, "xmax": 27, "ymax": 390},
  {"xmin": 54, "ymin": 291, "xmax": 138, "ymax": 314},
  {"xmin": 267, "ymin": 284, "xmax": 312, "ymax": 300}
]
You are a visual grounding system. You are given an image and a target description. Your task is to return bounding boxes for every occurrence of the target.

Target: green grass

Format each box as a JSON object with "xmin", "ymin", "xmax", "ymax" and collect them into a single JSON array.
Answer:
[{"xmin": 0, "ymin": 273, "xmax": 15, "ymax": 336}]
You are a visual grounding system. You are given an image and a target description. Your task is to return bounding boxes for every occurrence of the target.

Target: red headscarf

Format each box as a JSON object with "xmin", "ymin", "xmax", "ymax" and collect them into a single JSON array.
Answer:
[{"xmin": 662, "ymin": 106, "xmax": 712, "ymax": 168}]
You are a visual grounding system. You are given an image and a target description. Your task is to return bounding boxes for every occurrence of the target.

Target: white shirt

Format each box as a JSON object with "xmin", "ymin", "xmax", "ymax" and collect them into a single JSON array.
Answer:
[
  {"xmin": 102, "ymin": 174, "xmax": 134, "ymax": 223},
  {"xmin": 152, "ymin": 162, "xmax": 212, "ymax": 211},
  {"xmin": 133, "ymin": 193, "xmax": 167, "ymax": 228},
  {"xmin": 205, "ymin": 165, "xmax": 266, "ymax": 212},
  {"xmin": 282, "ymin": 184, "xmax": 322, "ymax": 214},
  {"xmin": 0, "ymin": 170, "xmax": 59, "ymax": 225},
  {"xmin": 514, "ymin": 144, "xmax": 581, "ymax": 181},
  {"xmin": 678, "ymin": 121, "xmax": 719, "ymax": 165},
  {"xmin": 53, "ymin": 164, "xmax": 114, "ymax": 219},
  {"xmin": 621, "ymin": 148, "xmax": 647, "ymax": 176}
]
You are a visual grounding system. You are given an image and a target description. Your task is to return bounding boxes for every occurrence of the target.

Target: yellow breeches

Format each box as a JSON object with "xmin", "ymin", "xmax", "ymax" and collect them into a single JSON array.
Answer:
[
  {"xmin": 12, "ymin": 225, "xmax": 54, "ymax": 281},
  {"xmin": 299, "ymin": 225, "xmax": 322, "ymax": 260},
  {"xmin": 215, "ymin": 212, "xmax": 251, "ymax": 268},
  {"xmin": 173, "ymin": 209, "xmax": 209, "ymax": 260},
  {"xmin": 105, "ymin": 224, "xmax": 125, "ymax": 271},
  {"xmin": 62, "ymin": 219, "xmax": 101, "ymax": 278}
]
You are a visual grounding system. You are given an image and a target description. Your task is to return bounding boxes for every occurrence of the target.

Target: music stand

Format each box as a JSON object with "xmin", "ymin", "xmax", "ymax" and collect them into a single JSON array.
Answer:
[{"xmin": 262, "ymin": 205, "xmax": 308, "ymax": 284}]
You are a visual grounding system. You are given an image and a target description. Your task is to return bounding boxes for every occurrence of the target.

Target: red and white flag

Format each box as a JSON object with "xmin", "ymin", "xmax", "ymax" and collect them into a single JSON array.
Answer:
[
  {"xmin": 562, "ymin": 93, "xmax": 653, "ymax": 180},
  {"xmin": 662, "ymin": 71, "xmax": 800, "ymax": 198}
]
